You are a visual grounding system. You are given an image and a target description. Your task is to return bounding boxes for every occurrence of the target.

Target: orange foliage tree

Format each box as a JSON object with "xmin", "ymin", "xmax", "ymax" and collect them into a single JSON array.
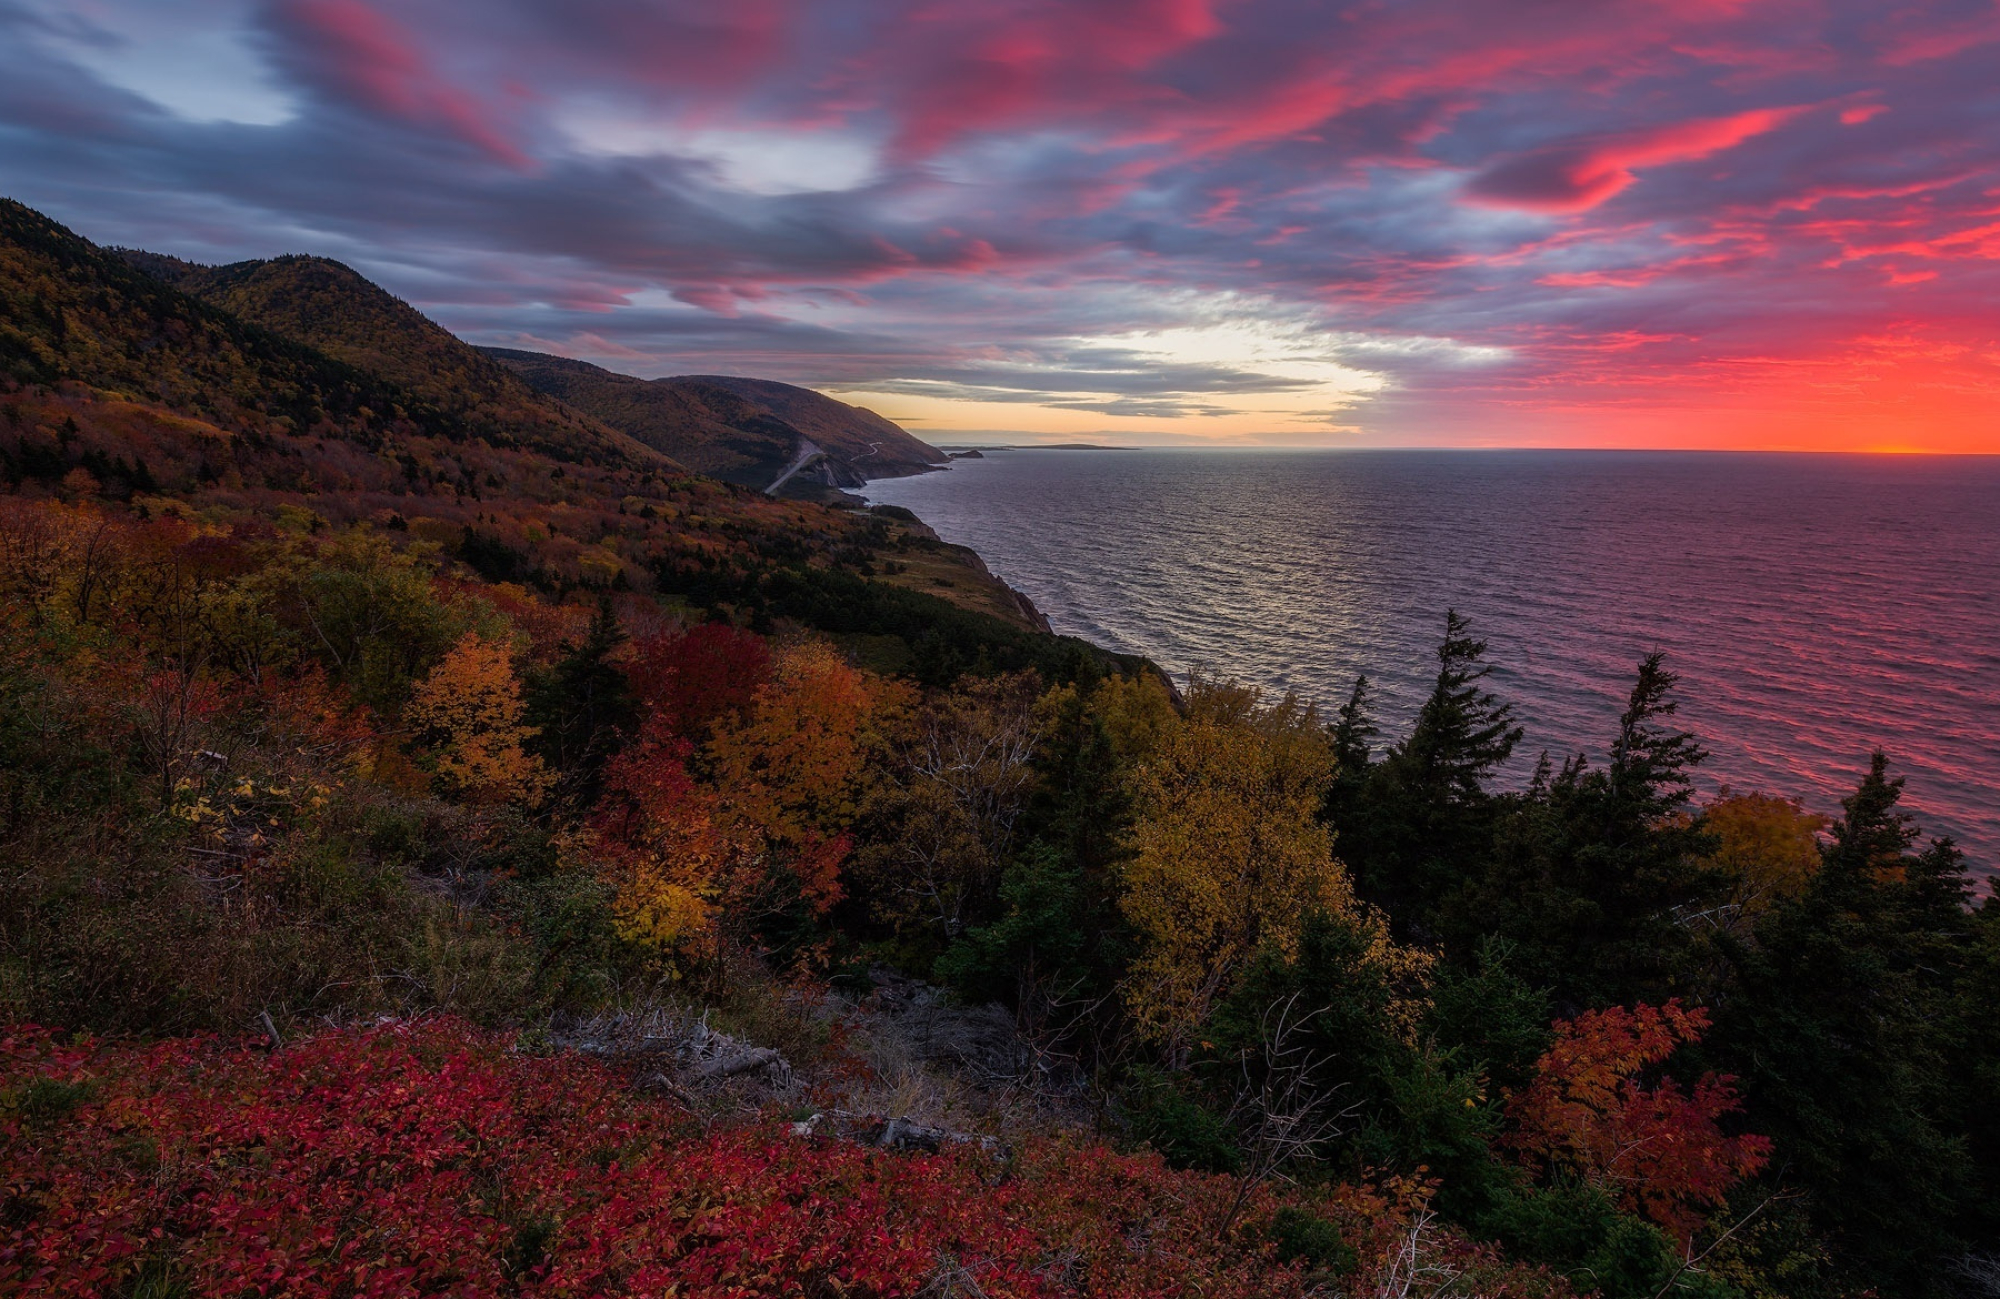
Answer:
[
  {"xmin": 700, "ymin": 639, "xmax": 891, "ymax": 914},
  {"xmin": 1704, "ymin": 788, "xmax": 1826, "ymax": 924},
  {"xmin": 1506, "ymin": 1000, "xmax": 1772, "ymax": 1245},
  {"xmin": 592, "ymin": 636, "xmax": 897, "ymax": 964}
]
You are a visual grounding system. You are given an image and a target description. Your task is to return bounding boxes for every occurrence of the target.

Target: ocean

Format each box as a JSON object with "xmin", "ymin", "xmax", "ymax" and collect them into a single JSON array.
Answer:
[{"xmin": 864, "ymin": 449, "xmax": 2000, "ymax": 875}]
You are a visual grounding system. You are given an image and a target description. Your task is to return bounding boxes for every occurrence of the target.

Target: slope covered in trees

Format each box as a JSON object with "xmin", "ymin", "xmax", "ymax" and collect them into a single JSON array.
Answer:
[
  {"xmin": 486, "ymin": 347, "xmax": 947, "ymax": 490},
  {"xmin": 3, "ymin": 196, "xmax": 1996, "ymax": 1299},
  {"xmin": 119, "ymin": 250, "xmax": 657, "ymax": 469}
]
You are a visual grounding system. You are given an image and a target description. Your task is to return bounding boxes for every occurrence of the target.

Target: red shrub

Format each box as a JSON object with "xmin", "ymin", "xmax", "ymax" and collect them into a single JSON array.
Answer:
[
  {"xmin": 2, "ymin": 1020, "xmax": 1571, "ymax": 1297},
  {"xmin": 1505, "ymin": 1001, "xmax": 1772, "ymax": 1245}
]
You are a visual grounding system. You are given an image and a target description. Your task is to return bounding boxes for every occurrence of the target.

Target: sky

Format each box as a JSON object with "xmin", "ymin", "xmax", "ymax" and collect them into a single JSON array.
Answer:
[{"xmin": 3, "ymin": 0, "xmax": 1999, "ymax": 450}]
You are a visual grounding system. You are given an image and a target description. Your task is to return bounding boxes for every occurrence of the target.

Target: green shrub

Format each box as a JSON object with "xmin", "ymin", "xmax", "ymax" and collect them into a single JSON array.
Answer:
[
  {"xmin": 1268, "ymin": 1206, "xmax": 1358, "ymax": 1277},
  {"xmin": 1122, "ymin": 1066, "xmax": 1240, "ymax": 1174}
]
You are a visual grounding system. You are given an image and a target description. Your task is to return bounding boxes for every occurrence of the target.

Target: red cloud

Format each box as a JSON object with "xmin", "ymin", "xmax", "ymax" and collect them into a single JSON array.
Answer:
[
  {"xmin": 879, "ymin": 0, "xmax": 1222, "ymax": 160},
  {"xmin": 1466, "ymin": 108, "xmax": 1799, "ymax": 213},
  {"xmin": 277, "ymin": 0, "xmax": 530, "ymax": 168}
]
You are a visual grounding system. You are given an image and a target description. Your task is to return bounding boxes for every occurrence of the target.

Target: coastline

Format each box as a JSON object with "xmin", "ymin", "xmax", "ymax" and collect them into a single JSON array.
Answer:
[{"xmin": 856, "ymin": 463, "xmax": 1055, "ymax": 636}]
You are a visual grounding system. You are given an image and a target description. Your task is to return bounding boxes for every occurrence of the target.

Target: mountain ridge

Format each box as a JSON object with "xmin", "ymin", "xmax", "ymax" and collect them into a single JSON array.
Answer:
[
  {"xmin": 483, "ymin": 347, "xmax": 946, "ymax": 493},
  {"xmin": 115, "ymin": 248, "xmax": 664, "ymax": 471}
]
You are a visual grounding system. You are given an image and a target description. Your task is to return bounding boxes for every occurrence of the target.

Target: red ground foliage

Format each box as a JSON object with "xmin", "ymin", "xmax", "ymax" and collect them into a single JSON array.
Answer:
[{"xmin": 0, "ymin": 1021, "xmax": 1393, "ymax": 1298}]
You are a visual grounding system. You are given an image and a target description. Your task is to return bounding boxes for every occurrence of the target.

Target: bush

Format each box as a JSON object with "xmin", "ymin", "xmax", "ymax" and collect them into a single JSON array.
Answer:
[
  {"xmin": 1268, "ymin": 1206, "xmax": 1358, "ymax": 1276},
  {"xmin": 1121, "ymin": 1065, "xmax": 1241, "ymax": 1173}
]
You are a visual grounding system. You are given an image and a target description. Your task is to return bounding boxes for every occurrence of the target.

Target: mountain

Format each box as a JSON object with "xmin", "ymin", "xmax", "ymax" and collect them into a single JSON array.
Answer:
[
  {"xmin": 0, "ymin": 198, "xmax": 661, "ymax": 476},
  {"xmin": 484, "ymin": 348, "xmax": 947, "ymax": 491},
  {"xmin": 3, "ymin": 199, "xmax": 420, "ymax": 448},
  {"xmin": 0, "ymin": 196, "xmax": 1072, "ymax": 644},
  {"xmin": 118, "ymin": 250, "xmax": 661, "ymax": 469}
]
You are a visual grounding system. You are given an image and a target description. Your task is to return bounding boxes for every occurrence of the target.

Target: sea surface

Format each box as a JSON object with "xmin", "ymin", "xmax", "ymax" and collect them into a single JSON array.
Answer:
[{"xmin": 865, "ymin": 449, "xmax": 2000, "ymax": 875}]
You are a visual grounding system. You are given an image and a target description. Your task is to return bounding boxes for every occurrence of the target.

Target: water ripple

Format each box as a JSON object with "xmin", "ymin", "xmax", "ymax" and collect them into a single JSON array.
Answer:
[{"xmin": 869, "ymin": 450, "xmax": 2000, "ymax": 877}]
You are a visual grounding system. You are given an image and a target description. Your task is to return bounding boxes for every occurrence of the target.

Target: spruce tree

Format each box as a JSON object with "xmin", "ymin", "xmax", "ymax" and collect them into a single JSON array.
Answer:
[
  {"xmin": 1446, "ymin": 655, "xmax": 1722, "ymax": 1007},
  {"xmin": 1329, "ymin": 674, "xmax": 1378, "ymax": 780},
  {"xmin": 1342, "ymin": 612, "xmax": 1520, "ymax": 933},
  {"xmin": 524, "ymin": 600, "xmax": 636, "ymax": 804},
  {"xmin": 1715, "ymin": 754, "xmax": 1978, "ymax": 1296},
  {"xmin": 1403, "ymin": 610, "xmax": 1524, "ymax": 803}
]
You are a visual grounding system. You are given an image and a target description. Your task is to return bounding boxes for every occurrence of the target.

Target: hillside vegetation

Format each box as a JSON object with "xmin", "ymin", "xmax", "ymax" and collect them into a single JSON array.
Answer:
[
  {"xmin": 487, "ymin": 347, "xmax": 946, "ymax": 490},
  {"xmin": 120, "ymin": 250, "xmax": 658, "ymax": 469},
  {"xmin": 2, "ymin": 196, "xmax": 1997, "ymax": 1299}
]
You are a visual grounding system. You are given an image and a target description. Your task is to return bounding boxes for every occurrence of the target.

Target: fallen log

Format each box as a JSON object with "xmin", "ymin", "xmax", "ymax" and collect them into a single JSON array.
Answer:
[{"xmin": 691, "ymin": 1047, "xmax": 793, "ymax": 1085}]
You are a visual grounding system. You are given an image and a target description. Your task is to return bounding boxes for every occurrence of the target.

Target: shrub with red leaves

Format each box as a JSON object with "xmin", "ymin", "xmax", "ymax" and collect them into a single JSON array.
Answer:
[
  {"xmin": 1505, "ymin": 1000, "xmax": 1773, "ymax": 1245},
  {"xmin": 1, "ymin": 1020, "xmax": 1574, "ymax": 1297},
  {"xmin": 0, "ymin": 1022, "xmax": 1260, "ymax": 1297}
]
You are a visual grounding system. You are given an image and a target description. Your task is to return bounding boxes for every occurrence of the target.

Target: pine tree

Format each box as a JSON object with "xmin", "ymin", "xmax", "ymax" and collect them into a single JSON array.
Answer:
[
  {"xmin": 525, "ymin": 599, "xmax": 635, "ymax": 804},
  {"xmin": 1714, "ymin": 753, "xmax": 1978, "ymax": 1296},
  {"xmin": 1446, "ymin": 655, "xmax": 1723, "ymax": 1007},
  {"xmin": 1404, "ymin": 610, "xmax": 1523, "ymax": 802},
  {"xmin": 1341, "ymin": 612, "xmax": 1520, "ymax": 932},
  {"xmin": 1329, "ymin": 674, "xmax": 1378, "ymax": 780}
]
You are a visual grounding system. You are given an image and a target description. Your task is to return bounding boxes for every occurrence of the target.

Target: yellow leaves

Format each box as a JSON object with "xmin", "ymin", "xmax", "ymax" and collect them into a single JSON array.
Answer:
[
  {"xmin": 615, "ymin": 877, "xmax": 716, "ymax": 957},
  {"xmin": 593, "ymin": 635, "xmax": 902, "ymax": 967},
  {"xmin": 699, "ymin": 639, "xmax": 897, "ymax": 912},
  {"xmin": 1703, "ymin": 787, "xmax": 1827, "ymax": 921},
  {"xmin": 1086, "ymin": 670, "xmax": 1179, "ymax": 768},
  {"xmin": 404, "ymin": 631, "xmax": 551, "ymax": 806},
  {"xmin": 1120, "ymin": 675, "xmax": 1355, "ymax": 1047}
]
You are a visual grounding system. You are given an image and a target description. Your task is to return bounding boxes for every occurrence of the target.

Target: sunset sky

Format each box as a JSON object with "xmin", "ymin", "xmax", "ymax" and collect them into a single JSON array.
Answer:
[{"xmin": 5, "ymin": 0, "xmax": 1999, "ymax": 450}]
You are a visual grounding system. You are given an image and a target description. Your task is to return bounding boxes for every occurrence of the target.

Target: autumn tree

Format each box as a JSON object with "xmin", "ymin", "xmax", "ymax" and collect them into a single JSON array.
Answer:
[
  {"xmin": 700, "ymin": 638, "xmax": 889, "ymax": 917},
  {"xmin": 625, "ymin": 620, "xmax": 771, "ymax": 741},
  {"xmin": 592, "ymin": 636, "xmax": 892, "ymax": 965},
  {"xmin": 591, "ymin": 729, "xmax": 744, "ymax": 966},
  {"xmin": 854, "ymin": 670, "xmax": 1044, "ymax": 951},
  {"xmin": 1506, "ymin": 1000, "xmax": 1770, "ymax": 1247},
  {"xmin": 1121, "ymin": 674, "xmax": 1372, "ymax": 1053},
  {"xmin": 405, "ymin": 631, "xmax": 551, "ymax": 804},
  {"xmin": 1701, "ymin": 788, "xmax": 1825, "ymax": 929}
]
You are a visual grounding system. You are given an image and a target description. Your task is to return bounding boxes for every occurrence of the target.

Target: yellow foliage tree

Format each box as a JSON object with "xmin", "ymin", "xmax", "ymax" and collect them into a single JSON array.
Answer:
[
  {"xmin": 404, "ymin": 631, "xmax": 551, "ymax": 805},
  {"xmin": 1088, "ymin": 669, "xmax": 1181, "ymax": 769},
  {"xmin": 1704, "ymin": 788, "xmax": 1827, "ymax": 923},
  {"xmin": 602, "ymin": 794, "xmax": 743, "ymax": 963},
  {"xmin": 1121, "ymin": 673, "xmax": 1378, "ymax": 1050}
]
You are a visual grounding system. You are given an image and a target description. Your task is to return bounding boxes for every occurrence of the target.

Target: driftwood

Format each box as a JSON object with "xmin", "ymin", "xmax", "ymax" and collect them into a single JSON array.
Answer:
[{"xmin": 549, "ymin": 1008, "xmax": 797, "ymax": 1093}]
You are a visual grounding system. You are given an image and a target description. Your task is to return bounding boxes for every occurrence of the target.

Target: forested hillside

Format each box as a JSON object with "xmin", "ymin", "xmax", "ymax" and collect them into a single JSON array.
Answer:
[
  {"xmin": 2, "ymin": 196, "xmax": 1996, "ymax": 1299},
  {"xmin": 487, "ymin": 347, "xmax": 946, "ymax": 490},
  {"xmin": 119, "ymin": 249, "xmax": 656, "ymax": 469}
]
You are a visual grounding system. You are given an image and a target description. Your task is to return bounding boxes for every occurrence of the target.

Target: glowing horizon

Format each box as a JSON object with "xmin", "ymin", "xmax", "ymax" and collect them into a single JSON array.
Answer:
[{"xmin": 4, "ymin": 0, "xmax": 1998, "ymax": 451}]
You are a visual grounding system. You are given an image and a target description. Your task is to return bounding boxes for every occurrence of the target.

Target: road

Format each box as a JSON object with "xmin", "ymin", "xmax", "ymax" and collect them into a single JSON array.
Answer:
[{"xmin": 764, "ymin": 438, "xmax": 826, "ymax": 495}]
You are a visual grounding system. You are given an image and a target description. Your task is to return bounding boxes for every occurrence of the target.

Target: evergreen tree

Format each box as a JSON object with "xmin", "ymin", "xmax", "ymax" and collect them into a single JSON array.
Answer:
[
  {"xmin": 1340, "ymin": 611, "xmax": 1520, "ymax": 933},
  {"xmin": 1714, "ymin": 754, "xmax": 1977, "ymax": 1296},
  {"xmin": 1953, "ymin": 882, "xmax": 2000, "ymax": 1254},
  {"xmin": 1329, "ymin": 674, "xmax": 1378, "ymax": 783},
  {"xmin": 1447, "ymin": 655, "xmax": 1723, "ymax": 1007},
  {"xmin": 525, "ymin": 600, "xmax": 636, "ymax": 805},
  {"xmin": 940, "ymin": 673, "xmax": 1134, "ymax": 1058},
  {"xmin": 1403, "ymin": 610, "xmax": 1524, "ymax": 803}
]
